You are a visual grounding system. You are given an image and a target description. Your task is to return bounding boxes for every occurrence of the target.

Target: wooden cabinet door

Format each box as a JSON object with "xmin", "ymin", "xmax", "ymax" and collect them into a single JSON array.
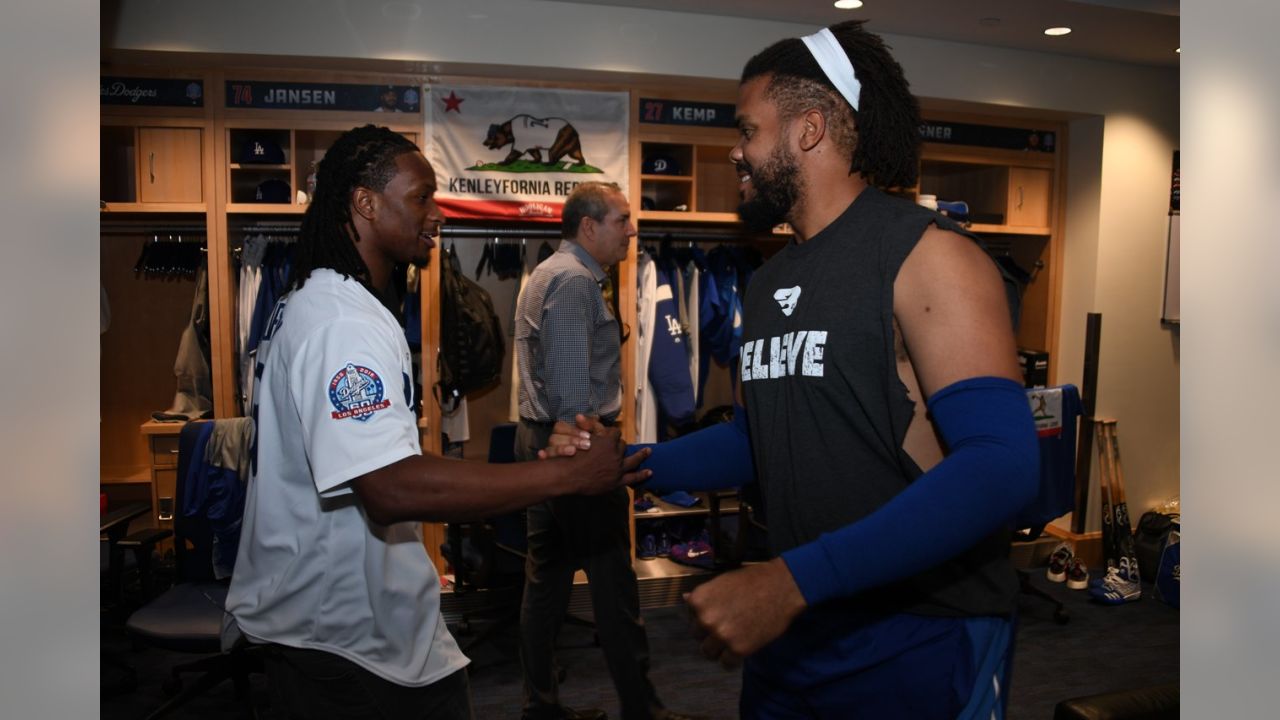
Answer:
[
  {"xmin": 1007, "ymin": 166, "xmax": 1052, "ymax": 229},
  {"xmin": 138, "ymin": 127, "xmax": 203, "ymax": 203}
]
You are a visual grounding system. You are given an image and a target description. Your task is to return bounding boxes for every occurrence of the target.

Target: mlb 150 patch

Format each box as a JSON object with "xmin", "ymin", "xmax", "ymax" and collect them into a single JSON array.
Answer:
[{"xmin": 329, "ymin": 363, "xmax": 392, "ymax": 421}]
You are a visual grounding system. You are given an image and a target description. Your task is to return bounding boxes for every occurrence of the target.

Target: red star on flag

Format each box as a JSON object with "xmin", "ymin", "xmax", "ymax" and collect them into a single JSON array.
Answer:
[{"xmin": 441, "ymin": 91, "xmax": 464, "ymax": 113}]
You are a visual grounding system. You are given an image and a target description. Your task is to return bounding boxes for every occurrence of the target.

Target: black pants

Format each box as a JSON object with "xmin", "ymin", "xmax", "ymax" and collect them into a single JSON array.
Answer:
[
  {"xmin": 515, "ymin": 420, "xmax": 662, "ymax": 720},
  {"xmin": 262, "ymin": 644, "xmax": 473, "ymax": 720}
]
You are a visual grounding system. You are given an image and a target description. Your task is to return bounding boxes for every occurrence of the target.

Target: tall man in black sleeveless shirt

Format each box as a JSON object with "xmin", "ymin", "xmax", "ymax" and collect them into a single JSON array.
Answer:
[{"xmin": 549, "ymin": 19, "xmax": 1040, "ymax": 720}]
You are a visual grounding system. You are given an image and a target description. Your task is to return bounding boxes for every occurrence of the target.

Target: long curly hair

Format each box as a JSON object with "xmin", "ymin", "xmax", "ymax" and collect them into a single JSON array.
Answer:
[
  {"xmin": 741, "ymin": 19, "xmax": 921, "ymax": 189},
  {"xmin": 289, "ymin": 124, "xmax": 418, "ymax": 292}
]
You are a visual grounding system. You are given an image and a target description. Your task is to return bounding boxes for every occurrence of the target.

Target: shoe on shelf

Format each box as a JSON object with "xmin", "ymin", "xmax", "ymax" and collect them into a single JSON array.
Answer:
[
  {"xmin": 656, "ymin": 530, "xmax": 672, "ymax": 558},
  {"xmin": 669, "ymin": 537, "xmax": 714, "ymax": 569},
  {"xmin": 1065, "ymin": 558, "xmax": 1090, "ymax": 590},
  {"xmin": 1046, "ymin": 542, "xmax": 1074, "ymax": 583},
  {"xmin": 521, "ymin": 705, "xmax": 608, "ymax": 720},
  {"xmin": 638, "ymin": 534, "xmax": 658, "ymax": 560}
]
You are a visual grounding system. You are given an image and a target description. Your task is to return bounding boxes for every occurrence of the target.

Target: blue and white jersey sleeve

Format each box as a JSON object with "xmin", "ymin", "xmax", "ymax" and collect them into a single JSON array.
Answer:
[{"xmin": 291, "ymin": 317, "xmax": 420, "ymax": 496}]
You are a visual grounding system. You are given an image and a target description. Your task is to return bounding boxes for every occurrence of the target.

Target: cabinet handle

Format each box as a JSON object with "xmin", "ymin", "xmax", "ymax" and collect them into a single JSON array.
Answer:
[
  {"xmin": 149, "ymin": 152, "xmax": 156, "ymax": 184},
  {"xmin": 169, "ymin": 448, "xmax": 180, "ymax": 455},
  {"xmin": 1017, "ymin": 185, "xmax": 1024, "ymax": 210}
]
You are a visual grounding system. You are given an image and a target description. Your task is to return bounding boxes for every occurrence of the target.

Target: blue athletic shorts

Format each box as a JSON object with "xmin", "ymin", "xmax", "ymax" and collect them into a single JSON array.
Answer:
[{"xmin": 740, "ymin": 609, "xmax": 1013, "ymax": 720}]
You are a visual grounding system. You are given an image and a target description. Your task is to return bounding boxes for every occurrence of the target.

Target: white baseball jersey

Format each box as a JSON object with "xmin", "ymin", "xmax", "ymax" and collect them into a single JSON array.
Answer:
[{"xmin": 226, "ymin": 268, "xmax": 466, "ymax": 686}]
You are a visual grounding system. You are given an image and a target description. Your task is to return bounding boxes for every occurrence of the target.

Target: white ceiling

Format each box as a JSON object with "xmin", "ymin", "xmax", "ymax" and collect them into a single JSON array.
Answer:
[{"xmin": 546, "ymin": 0, "xmax": 1180, "ymax": 68}]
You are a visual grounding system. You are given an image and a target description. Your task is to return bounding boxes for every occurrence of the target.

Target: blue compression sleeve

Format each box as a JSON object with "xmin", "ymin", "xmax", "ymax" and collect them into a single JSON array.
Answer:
[
  {"xmin": 781, "ymin": 377, "xmax": 1039, "ymax": 606},
  {"xmin": 627, "ymin": 405, "xmax": 754, "ymax": 494}
]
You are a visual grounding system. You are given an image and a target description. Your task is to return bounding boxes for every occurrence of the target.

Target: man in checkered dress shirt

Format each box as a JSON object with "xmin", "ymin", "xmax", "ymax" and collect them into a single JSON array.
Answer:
[{"xmin": 514, "ymin": 182, "xmax": 681, "ymax": 720}]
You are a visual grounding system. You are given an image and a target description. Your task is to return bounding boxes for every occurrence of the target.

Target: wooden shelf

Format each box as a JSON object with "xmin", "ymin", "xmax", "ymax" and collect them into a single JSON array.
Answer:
[
  {"xmin": 226, "ymin": 203, "xmax": 307, "ymax": 214},
  {"xmin": 101, "ymin": 203, "xmax": 207, "ymax": 214},
  {"xmin": 636, "ymin": 494, "xmax": 740, "ymax": 520},
  {"xmin": 229, "ymin": 163, "xmax": 291, "ymax": 170},
  {"xmin": 639, "ymin": 210, "xmax": 739, "ymax": 223},
  {"xmin": 641, "ymin": 174, "xmax": 692, "ymax": 182},
  {"xmin": 140, "ymin": 419, "xmax": 184, "ymax": 436},
  {"xmin": 969, "ymin": 223, "xmax": 1052, "ymax": 236}
]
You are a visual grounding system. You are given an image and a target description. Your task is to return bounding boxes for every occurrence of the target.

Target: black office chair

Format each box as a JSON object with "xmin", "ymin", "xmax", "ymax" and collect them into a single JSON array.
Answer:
[
  {"xmin": 101, "ymin": 500, "xmax": 170, "ymax": 615},
  {"xmin": 101, "ymin": 501, "xmax": 171, "ymax": 697},
  {"xmin": 125, "ymin": 419, "xmax": 264, "ymax": 719},
  {"xmin": 1012, "ymin": 384, "xmax": 1083, "ymax": 625},
  {"xmin": 443, "ymin": 423, "xmax": 531, "ymax": 657},
  {"xmin": 444, "ymin": 423, "xmax": 598, "ymax": 669}
]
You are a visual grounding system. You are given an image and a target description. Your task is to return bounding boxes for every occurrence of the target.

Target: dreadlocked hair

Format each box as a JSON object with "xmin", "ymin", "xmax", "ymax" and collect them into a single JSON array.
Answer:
[
  {"xmin": 290, "ymin": 124, "xmax": 419, "ymax": 292},
  {"xmin": 741, "ymin": 19, "xmax": 921, "ymax": 189}
]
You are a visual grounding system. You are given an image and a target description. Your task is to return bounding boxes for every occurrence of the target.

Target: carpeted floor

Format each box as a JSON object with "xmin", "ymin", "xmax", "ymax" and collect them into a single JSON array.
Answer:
[{"xmin": 101, "ymin": 569, "xmax": 1177, "ymax": 719}]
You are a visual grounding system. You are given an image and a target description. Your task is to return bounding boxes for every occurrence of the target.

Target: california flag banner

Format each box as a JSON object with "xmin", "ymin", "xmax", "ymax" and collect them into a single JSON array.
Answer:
[{"xmin": 426, "ymin": 85, "xmax": 630, "ymax": 221}]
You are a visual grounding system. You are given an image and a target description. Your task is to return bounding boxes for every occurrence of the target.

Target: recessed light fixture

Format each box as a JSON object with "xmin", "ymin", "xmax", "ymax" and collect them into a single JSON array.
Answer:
[
  {"xmin": 1043, "ymin": 27, "xmax": 1072, "ymax": 36},
  {"xmin": 1176, "ymin": 47, "xmax": 1181, "ymax": 54},
  {"xmin": 833, "ymin": 0, "xmax": 863, "ymax": 9}
]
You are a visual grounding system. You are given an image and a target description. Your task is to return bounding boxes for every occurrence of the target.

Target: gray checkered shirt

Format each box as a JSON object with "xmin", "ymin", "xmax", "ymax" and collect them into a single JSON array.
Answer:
[{"xmin": 515, "ymin": 240, "xmax": 622, "ymax": 423}]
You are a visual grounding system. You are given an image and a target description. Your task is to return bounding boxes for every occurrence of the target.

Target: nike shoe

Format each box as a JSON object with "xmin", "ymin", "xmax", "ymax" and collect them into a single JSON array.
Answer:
[
  {"xmin": 669, "ymin": 538, "xmax": 714, "ymax": 569},
  {"xmin": 1065, "ymin": 558, "xmax": 1090, "ymax": 590},
  {"xmin": 1046, "ymin": 542, "xmax": 1073, "ymax": 583}
]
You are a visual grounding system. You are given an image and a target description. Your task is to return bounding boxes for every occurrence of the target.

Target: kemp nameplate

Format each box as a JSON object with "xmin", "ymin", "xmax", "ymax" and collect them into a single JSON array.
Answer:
[
  {"xmin": 226, "ymin": 81, "xmax": 421, "ymax": 113},
  {"xmin": 639, "ymin": 98, "xmax": 736, "ymax": 128},
  {"xmin": 101, "ymin": 77, "xmax": 204, "ymax": 107},
  {"xmin": 919, "ymin": 121, "xmax": 1055, "ymax": 153}
]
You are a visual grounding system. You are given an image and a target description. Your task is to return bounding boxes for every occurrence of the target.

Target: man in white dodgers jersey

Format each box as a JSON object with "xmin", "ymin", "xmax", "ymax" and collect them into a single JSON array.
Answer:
[{"xmin": 225, "ymin": 125, "xmax": 648, "ymax": 718}]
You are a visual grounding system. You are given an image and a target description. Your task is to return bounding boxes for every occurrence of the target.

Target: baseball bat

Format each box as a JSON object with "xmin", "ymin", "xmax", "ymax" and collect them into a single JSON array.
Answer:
[
  {"xmin": 1103, "ymin": 421, "xmax": 1141, "ymax": 581},
  {"xmin": 1095, "ymin": 420, "xmax": 1118, "ymax": 570}
]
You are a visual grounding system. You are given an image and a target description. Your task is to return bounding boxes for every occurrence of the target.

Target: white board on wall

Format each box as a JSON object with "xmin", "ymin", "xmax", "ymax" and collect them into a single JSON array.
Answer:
[{"xmin": 1162, "ymin": 213, "xmax": 1179, "ymax": 324}]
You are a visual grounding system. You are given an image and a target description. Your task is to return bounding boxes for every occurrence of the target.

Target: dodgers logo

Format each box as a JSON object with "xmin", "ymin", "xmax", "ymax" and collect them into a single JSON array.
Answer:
[{"xmin": 328, "ymin": 363, "xmax": 392, "ymax": 421}]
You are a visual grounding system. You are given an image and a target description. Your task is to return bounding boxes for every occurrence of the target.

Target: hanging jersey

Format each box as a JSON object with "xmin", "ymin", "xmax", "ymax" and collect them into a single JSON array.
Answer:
[{"xmin": 648, "ymin": 265, "xmax": 696, "ymax": 429}]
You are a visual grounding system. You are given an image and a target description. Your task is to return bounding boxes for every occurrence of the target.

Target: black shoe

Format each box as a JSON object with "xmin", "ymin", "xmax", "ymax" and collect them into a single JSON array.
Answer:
[{"xmin": 521, "ymin": 706, "xmax": 608, "ymax": 720}]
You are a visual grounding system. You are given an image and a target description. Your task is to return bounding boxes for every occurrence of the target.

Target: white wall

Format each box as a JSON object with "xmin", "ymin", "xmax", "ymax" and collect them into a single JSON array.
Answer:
[{"xmin": 108, "ymin": 0, "xmax": 1180, "ymax": 526}]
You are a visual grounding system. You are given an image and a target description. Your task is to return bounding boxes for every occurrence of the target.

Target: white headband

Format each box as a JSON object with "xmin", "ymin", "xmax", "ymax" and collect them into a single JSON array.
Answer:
[{"xmin": 800, "ymin": 27, "xmax": 861, "ymax": 112}]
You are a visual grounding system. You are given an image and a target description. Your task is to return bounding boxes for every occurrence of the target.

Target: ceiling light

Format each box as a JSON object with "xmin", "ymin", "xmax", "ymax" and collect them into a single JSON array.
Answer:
[
  {"xmin": 1043, "ymin": 27, "xmax": 1072, "ymax": 36},
  {"xmin": 833, "ymin": 0, "xmax": 863, "ymax": 9},
  {"xmin": 1176, "ymin": 47, "xmax": 1181, "ymax": 53}
]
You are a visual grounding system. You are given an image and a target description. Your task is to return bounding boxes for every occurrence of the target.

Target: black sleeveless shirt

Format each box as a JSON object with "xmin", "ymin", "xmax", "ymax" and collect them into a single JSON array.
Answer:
[{"xmin": 740, "ymin": 187, "xmax": 1017, "ymax": 617}]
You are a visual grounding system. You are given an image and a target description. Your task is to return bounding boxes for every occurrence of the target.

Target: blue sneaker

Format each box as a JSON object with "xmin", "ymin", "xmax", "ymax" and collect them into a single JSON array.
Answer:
[
  {"xmin": 638, "ymin": 534, "xmax": 657, "ymax": 560},
  {"xmin": 656, "ymin": 530, "xmax": 672, "ymax": 558},
  {"xmin": 1091, "ymin": 558, "xmax": 1141, "ymax": 604}
]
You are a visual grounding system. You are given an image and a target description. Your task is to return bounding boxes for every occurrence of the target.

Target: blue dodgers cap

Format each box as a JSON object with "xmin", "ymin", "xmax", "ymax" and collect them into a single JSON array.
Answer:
[
  {"xmin": 255, "ymin": 178, "xmax": 292, "ymax": 203},
  {"xmin": 239, "ymin": 135, "xmax": 286, "ymax": 164},
  {"xmin": 643, "ymin": 154, "xmax": 682, "ymax": 175}
]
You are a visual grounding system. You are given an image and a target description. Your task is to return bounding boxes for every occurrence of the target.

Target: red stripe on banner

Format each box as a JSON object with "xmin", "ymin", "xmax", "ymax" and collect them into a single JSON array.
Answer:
[
  {"xmin": 439, "ymin": 198, "xmax": 564, "ymax": 222},
  {"xmin": 1037, "ymin": 427, "xmax": 1063, "ymax": 438}
]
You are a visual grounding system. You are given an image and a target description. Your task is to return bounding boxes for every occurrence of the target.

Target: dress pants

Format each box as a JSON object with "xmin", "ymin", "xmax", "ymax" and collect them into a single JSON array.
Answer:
[{"xmin": 515, "ymin": 419, "xmax": 662, "ymax": 720}]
